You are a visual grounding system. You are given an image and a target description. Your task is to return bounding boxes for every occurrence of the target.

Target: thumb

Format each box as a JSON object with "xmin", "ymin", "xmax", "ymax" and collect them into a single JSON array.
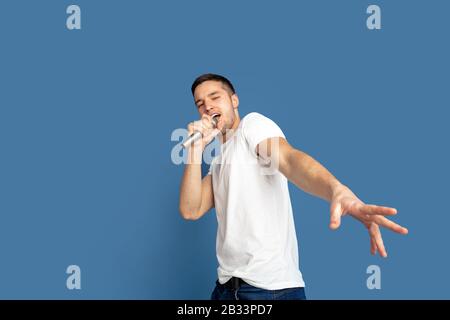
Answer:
[
  {"xmin": 211, "ymin": 128, "xmax": 220, "ymax": 136},
  {"xmin": 204, "ymin": 128, "xmax": 220, "ymax": 141},
  {"xmin": 329, "ymin": 201, "xmax": 342, "ymax": 230}
]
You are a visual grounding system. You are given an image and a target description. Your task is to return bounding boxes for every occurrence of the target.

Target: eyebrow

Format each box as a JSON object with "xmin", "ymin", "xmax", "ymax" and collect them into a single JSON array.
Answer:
[{"xmin": 195, "ymin": 91, "xmax": 220, "ymax": 105}]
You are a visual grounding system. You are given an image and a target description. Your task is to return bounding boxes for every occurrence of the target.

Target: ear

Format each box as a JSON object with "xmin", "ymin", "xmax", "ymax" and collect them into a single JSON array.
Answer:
[{"xmin": 231, "ymin": 94, "xmax": 239, "ymax": 109}]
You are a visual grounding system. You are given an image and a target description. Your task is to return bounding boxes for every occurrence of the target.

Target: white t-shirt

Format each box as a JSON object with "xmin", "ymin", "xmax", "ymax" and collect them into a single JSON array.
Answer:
[{"xmin": 208, "ymin": 112, "xmax": 305, "ymax": 290}]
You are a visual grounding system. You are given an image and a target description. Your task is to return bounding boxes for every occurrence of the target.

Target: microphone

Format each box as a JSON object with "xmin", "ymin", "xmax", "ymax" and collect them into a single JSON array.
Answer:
[{"xmin": 182, "ymin": 114, "xmax": 220, "ymax": 149}]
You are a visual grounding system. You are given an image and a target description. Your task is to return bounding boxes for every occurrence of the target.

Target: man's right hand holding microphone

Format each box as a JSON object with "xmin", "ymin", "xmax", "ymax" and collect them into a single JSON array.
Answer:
[{"xmin": 183, "ymin": 114, "xmax": 221, "ymax": 153}]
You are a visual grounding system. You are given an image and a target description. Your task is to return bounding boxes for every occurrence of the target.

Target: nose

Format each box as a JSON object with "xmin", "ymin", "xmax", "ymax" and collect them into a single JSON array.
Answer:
[{"xmin": 205, "ymin": 102, "xmax": 214, "ymax": 113}]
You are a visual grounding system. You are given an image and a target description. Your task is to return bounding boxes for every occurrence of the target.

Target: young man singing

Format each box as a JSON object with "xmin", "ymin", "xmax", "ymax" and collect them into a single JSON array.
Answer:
[{"xmin": 179, "ymin": 73, "xmax": 408, "ymax": 300}]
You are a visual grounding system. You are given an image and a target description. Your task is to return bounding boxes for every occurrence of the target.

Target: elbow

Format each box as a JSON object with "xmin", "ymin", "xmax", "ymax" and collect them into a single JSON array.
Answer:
[
  {"xmin": 182, "ymin": 214, "xmax": 200, "ymax": 221},
  {"xmin": 179, "ymin": 205, "xmax": 200, "ymax": 221}
]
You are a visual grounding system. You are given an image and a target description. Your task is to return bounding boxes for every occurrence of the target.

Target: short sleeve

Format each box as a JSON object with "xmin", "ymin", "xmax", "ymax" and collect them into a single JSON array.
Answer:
[
  {"xmin": 207, "ymin": 164, "xmax": 212, "ymax": 175},
  {"xmin": 242, "ymin": 112, "xmax": 286, "ymax": 158},
  {"xmin": 207, "ymin": 157, "xmax": 216, "ymax": 176}
]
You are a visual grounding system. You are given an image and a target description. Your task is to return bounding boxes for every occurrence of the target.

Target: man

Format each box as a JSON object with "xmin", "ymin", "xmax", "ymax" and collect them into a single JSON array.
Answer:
[{"xmin": 179, "ymin": 73, "xmax": 408, "ymax": 300}]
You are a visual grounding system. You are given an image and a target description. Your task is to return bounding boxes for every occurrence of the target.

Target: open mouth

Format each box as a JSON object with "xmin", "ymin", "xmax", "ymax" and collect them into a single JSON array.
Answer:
[{"xmin": 212, "ymin": 113, "xmax": 221, "ymax": 125}]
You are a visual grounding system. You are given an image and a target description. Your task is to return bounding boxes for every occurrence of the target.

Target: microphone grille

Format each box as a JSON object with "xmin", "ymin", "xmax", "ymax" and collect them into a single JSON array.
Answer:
[{"xmin": 211, "ymin": 114, "xmax": 220, "ymax": 127}]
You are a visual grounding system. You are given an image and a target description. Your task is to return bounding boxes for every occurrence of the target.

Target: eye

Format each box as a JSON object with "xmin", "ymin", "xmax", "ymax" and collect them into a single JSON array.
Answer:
[{"xmin": 212, "ymin": 96, "xmax": 220, "ymax": 100}]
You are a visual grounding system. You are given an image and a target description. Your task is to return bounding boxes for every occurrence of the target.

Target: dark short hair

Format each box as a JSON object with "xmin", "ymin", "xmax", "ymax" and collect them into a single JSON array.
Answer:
[{"xmin": 191, "ymin": 73, "xmax": 236, "ymax": 96}]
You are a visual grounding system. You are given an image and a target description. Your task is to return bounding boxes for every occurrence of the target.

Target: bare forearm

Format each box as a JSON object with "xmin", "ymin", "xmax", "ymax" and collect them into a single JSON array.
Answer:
[
  {"xmin": 283, "ymin": 149, "xmax": 344, "ymax": 202},
  {"xmin": 179, "ymin": 148, "xmax": 203, "ymax": 216}
]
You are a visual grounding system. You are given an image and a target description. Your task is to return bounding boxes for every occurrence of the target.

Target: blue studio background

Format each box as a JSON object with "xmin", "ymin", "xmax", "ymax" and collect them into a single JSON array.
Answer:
[{"xmin": 0, "ymin": 0, "xmax": 448, "ymax": 299}]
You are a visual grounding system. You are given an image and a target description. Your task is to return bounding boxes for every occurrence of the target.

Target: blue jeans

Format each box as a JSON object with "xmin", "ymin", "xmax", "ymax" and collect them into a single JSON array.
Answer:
[{"xmin": 211, "ymin": 280, "xmax": 307, "ymax": 300}]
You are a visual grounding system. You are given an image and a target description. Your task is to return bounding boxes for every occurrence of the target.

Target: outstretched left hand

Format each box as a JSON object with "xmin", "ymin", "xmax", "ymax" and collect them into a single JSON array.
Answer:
[{"xmin": 329, "ymin": 185, "xmax": 408, "ymax": 257}]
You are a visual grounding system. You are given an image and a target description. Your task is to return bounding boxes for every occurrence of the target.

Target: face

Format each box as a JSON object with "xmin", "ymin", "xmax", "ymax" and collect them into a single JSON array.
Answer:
[{"xmin": 193, "ymin": 80, "xmax": 239, "ymax": 133}]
